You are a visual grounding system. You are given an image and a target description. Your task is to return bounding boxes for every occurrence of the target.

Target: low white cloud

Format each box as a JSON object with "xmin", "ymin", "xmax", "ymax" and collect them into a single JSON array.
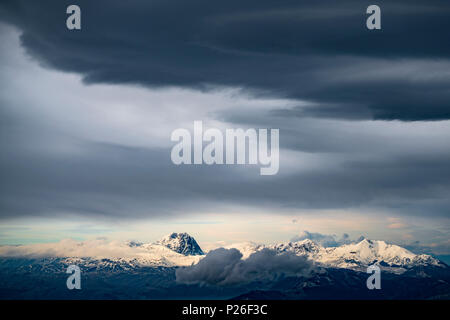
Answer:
[
  {"xmin": 0, "ymin": 239, "xmax": 142, "ymax": 258},
  {"xmin": 291, "ymin": 230, "xmax": 354, "ymax": 247}
]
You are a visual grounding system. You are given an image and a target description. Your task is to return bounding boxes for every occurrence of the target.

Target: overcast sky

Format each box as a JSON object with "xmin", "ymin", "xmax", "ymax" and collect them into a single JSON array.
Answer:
[{"xmin": 0, "ymin": 1, "xmax": 449, "ymax": 254}]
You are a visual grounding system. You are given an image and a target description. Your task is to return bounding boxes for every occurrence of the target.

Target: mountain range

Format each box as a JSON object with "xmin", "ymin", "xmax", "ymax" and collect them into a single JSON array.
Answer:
[
  {"xmin": 0, "ymin": 232, "xmax": 448, "ymax": 299},
  {"xmin": 227, "ymin": 238, "xmax": 443, "ymax": 273}
]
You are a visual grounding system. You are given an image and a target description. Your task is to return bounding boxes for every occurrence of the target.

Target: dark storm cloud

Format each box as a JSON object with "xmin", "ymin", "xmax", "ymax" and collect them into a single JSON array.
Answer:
[
  {"xmin": 0, "ymin": 1, "xmax": 450, "ymax": 224},
  {"xmin": 1, "ymin": 0, "xmax": 450, "ymax": 120},
  {"xmin": 2, "ymin": 127, "xmax": 449, "ymax": 219}
]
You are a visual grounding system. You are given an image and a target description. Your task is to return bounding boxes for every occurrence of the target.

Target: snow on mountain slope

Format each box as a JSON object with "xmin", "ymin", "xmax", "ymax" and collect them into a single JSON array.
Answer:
[
  {"xmin": 316, "ymin": 239, "xmax": 410, "ymax": 267},
  {"xmin": 269, "ymin": 239, "xmax": 322, "ymax": 256},
  {"xmin": 0, "ymin": 233, "xmax": 444, "ymax": 273},
  {"xmin": 0, "ymin": 233, "xmax": 204, "ymax": 268},
  {"xmin": 224, "ymin": 242, "xmax": 262, "ymax": 259},
  {"xmin": 156, "ymin": 232, "xmax": 204, "ymax": 256},
  {"xmin": 227, "ymin": 238, "xmax": 444, "ymax": 273},
  {"xmin": 60, "ymin": 244, "xmax": 202, "ymax": 269}
]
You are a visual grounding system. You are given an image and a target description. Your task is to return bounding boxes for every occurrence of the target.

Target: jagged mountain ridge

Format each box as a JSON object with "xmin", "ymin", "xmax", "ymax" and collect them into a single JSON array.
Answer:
[
  {"xmin": 0, "ymin": 233, "xmax": 448, "ymax": 299},
  {"xmin": 155, "ymin": 232, "xmax": 204, "ymax": 256},
  {"xmin": 227, "ymin": 238, "xmax": 444, "ymax": 273},
  {"xmin": 0, "ymin": 233, "xmax": 205, "ymax": 269},
  {"xmin": 0, "ymin": 233, "xmax": 445, "ymax": 273}
]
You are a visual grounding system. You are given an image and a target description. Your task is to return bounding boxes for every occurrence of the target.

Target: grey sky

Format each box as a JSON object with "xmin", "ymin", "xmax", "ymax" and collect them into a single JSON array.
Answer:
[{"xmin": 0, "ymin": 1, "xmax": 449, "ymax": 252}]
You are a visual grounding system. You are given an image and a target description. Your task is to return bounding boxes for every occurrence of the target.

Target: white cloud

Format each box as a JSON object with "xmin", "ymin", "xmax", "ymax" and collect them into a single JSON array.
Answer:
[{"xmin": 176, "ymin": 247, "xmax": 313, "ymax": 286}]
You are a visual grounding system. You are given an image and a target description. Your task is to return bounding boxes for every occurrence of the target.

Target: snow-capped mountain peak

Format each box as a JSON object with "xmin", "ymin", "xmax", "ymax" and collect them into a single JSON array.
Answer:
[
  {"xmin": 269, "ymin": 239, "xmax": 321, "ymax": 255},
  {"xmin": 318, "ymin": 239, "xmax": 420, "ymax": 270},
  {"xmin": 0, "ymin": 234, "xmax": 444, "ymax": 274},
  {"xmin": 227, "ymin": 238, "xmax": 444, "ymax": 274},
  {"xmin": 0, "ymin": 234, "xmax": 206, "ymax": 269},
  {"xmin": 156, "ymin": 232, "xmax": 204, "ymax": 256}
]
